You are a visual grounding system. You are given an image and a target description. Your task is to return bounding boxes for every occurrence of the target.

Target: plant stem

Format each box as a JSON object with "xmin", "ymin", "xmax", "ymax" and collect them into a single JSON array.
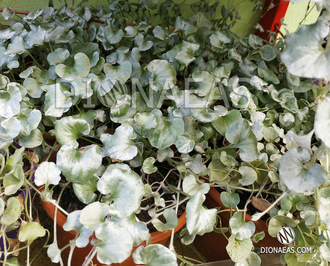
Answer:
[
  {"xmin": 251, "ymin": 192, "xmax": 287, "ymax": 221},
  {"xmin": 169, "ymin": 174, "xmax": 182, "ymax": 251},
  {"xmin": 82, "ymin": 247, "xmax": 97, "ymax": 266}
]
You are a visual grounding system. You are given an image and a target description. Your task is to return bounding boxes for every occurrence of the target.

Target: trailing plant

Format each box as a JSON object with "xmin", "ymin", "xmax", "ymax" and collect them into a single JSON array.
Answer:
[{"xmin": 1, "ymin": 0, "xmax": 330, "ymax": 265}]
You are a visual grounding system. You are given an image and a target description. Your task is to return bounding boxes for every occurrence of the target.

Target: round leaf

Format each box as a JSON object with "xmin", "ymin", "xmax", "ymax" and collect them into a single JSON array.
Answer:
[{"xmin": 97, "ymin": 163, "xmax": 144, "ymax": 218}]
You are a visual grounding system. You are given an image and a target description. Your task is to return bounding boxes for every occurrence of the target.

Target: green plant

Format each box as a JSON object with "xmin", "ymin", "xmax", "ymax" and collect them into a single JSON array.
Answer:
[{"xmin": 1, "ymin": 0, "xmax": 330, "ymax": 265}]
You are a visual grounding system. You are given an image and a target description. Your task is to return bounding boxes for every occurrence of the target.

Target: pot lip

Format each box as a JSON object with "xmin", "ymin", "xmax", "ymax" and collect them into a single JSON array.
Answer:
[
  {"xmin": 208, "ymin": 187, "xmax": 268, "ymax": 230},
  {"xmin": 38, "ymin": 186, "xmax": 186, "ymax": 243}
]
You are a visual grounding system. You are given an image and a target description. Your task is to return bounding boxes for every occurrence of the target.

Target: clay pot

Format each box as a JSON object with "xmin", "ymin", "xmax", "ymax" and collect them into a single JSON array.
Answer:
[
  {"xmin": 40, "ymin": 195, "xmax": 186, "ymax": 266},
  {"xmin": 193, "ymin": 187, "xmax": 282, "ymax": 261}
]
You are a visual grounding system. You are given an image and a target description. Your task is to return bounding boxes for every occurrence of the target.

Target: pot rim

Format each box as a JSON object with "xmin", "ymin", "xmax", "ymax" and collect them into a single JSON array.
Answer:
[{"xmin": 38, "ymin": 186, "xmax": 186, "ymax": 244}]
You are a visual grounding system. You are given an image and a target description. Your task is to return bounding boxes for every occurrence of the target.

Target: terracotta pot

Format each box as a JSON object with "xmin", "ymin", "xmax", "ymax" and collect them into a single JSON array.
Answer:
[
  {"xmin": 194, "ymin": 187, "xmax": 283, "ymax": 261},
  {"xmin": 40, "ymin": 190, "xmax": 186, "ymax": 266}
]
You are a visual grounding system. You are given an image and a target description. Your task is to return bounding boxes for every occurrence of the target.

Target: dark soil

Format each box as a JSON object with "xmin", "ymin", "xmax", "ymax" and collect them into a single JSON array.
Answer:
[{"xmin": 136, "ymin": 166, "xmax": 186, "ymax": 233}]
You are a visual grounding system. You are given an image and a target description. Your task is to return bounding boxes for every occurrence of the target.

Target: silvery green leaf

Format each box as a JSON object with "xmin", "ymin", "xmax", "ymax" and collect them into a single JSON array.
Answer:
[
  {"xmin": 25, "ymin": 26, "xmax": 46, "ymax": 48},
  {"xmin": 175, "ymin": 42, "xmax": 200, "ymax": 66},
  {"xmin": 180, "ymin": 228, "xmax": 196, "ymax": 245},
  {"xmin": 175, "ymin": 134, "xmax": 195, "ymax": 153},
  {"xmin": 260, "ymin": 44, "xmax": 277, "ymax": 61},
  {"xmin": 279, "ymin": 148, "xmax": 326, "ymax": 193},
  {"xmin": 236, "ymin": 252, "xmax": 261, "ymax": 266},
  {"xmin": 152, "ymin": 208, "xmax": 178, "ymax": 232},
  {"xmin": 4, "ymin": 165, "xmax": 24, "ymax": 195},
  {"xmin": 110, "ymin": 95, "xmax": 136, "ymax": 123},
  {"xmin": 0, "ymin": 197, "xmax": 21, "ymax": 226},
  {"xmin": 250, "ymin": 76, "xmax": 268, "ymax": 91},
  {"xmin": 0, "ymin": 74, "xmax": 9, "ymax": 88},
  {"xmin": 210, "ymin": 31, "xmax": 231, "ymax": 51},
  {"xmin": 57, "ymin": 145, "xmax": 102, "ymax": 184},
  {"xmin": 185, "ymin": 154, "xmax": 205, "ymax": 174},
  {"xmin": 220, "ymin": 151, "xmax": 237, "ymax": 166},
  {"xmin": 79, "ymin": 202, "xmax": 109, "ymax": 231},
  {"xmin": 142, "ymin": 157, "xmax": 158, "ymax": 174},
  {"xmin": 153, "ymin": 26, "xmax": 166, "ymax": 40},
  {"xmin": 183, "ymin": 173, "xmax": 210, "ymax": 195},
  {"xmin": 0, "ymin": 28, "xmax": 15, "ymax": 40},
  {"xmin": 25, "ymin": 9, "xmax": 43, "ymax": 20},
  {"xmin": 4, "ymin": 36, "xmax": 25, "ymax": 56},
  {"xmin": 73, "ymin": 176, "xmax": 98, "ymax": 204},
  {"xmin": 104, "ymin": 61, "xmax": 132, "ymax": 82},
  {"xmin": 0, "ymin": 117, "xmax": 21, "ymax": 146},
  {"xmin": 101, "ymin": 124, "xmax": 138, "ymax": 161},
  {"xmin": 0, "ymin": 82, "xmax": 22, "ymax": 118},
  {"xmin": 17, "ymin": 109, "xmax": 42, "ymax": 136},
  {"xmin": 47, "ymin": 48, "xmax": 70, "ymax": 65},
  {"xmin": 55, "ymin": 53, "xmax": 90, "ymax": 81},
  {"xmin": 300, "ymin": 209, "xmax": 316, "ymax": 227},
  {"xmin": 4, "ymin": 147, "xmax": 24, "ymax": 172},
  {"xmin": 268, "ymin": 215, "xmax": 296, "ymax": 237},
  {"xmin": 44, "ymin": 83, "xmax": 73, "ymax": 117},
  {"xmin": 97, "ymin": 163, "xmax": 144, "ymax": 218},
  {"xmin": 70, "ymin": 76, "xmax": 93, "ymax": 99},
  {"xmin": 248, "ymin": 34, "xmax": 263, "ymax": 49},
  {"xmin": 19, "ymin": 128, "xmax": 43, "ymax": 148},
  {"xmin": 230, "ymin": 86, "xmax": 252, "ymax": 109},
  {"xmin": 47, "ymin": 243, "xmax": 61, "ymax": 263},
  {"xmin": 157, "ymin": 148, "xmax": 174, "ymax": 162},
  {"xmin": 226, "ymin": 234, "xmax": 253, "ymax": 263},
  {"xmin": 54, "ymin": 116, "xmax": 90, "ymax": 148},
  {"xmin": 55, "ymin": 30, "xmax": 75, "ymax": 44},
  {"xmin": 319, "ymin": 188, "xmax": 330, "ymax": 229},
  {"xmin": 134, "ymin": 112, "xmax": 157, "ymax": 130},
  {"xmin": 63, "ymin": 210, "xmax": 93, "ymax": 248},
  {"xmin": 281, "ymin": 19, "xmax": 330, "ymax": 79},
  {"xmin": 315, "ymin": 97, "xmax": 330, "ymax": 148},
  {"xmin": 2, "ymin": 7, "xmax": 14, "ymax": 20},
  {"xmin": 186, "ymin": 193, "xmax": 217, "ymax": 235},
  {"xmin": 146, "ymin": 60, "xmax": 176, "ymax": 91},
  {"xmin": 239, "ymin": 166, "xmax": 258, "ymax": 186},
  {"xmin": 18, "ymin": 222, "xmax": 45, "ymax": 242},
  {"xmin": 35, "ymin": 162, "xmax": 61, "ymax": 187},
  {"xmin": 192, "ymin": 71, "xmax": 215, "ymax": 97},
  {"xmin": 175, "ymin": 16, "xmax": 197, "ymax": 35},
  {"xmin": 212, "ymin": 109, "xmax": 242, "ymax": 136},
  {"xmin": 189, "ymin": 12, "xmax": 213, "ymax": 29},
  {"xmin": 146, "ymin": 110, "xmax": 184, "ymax": 149},
  {"xmin": 258, "ymin": 67, "xmax": 279, "ymax": 84},
  {"xmin": 292, "ymin": 130, "xmax": 313, "ymax": 153},
  {"xmin": 135, "ymin": 33, "xmax": 153, "ymax": 51},
  {"xmin": 125, "ymin": 26, "xmax": 138, "ymax": 37},
  {"xmin": 111, "ymin": 214, "xmax": 149, "ymax": 246},
  {"xmin": 320, "ymin": 241, "xmax": 330, "ymax": 262},
  {"xmin": 220, "ymin": 191, "xmax": 240, "ymax": 208},
  {"xmin": 229, "ymin": 212, "xmax": 255, "ymax": 240},
  {"xmin": 95, "ymin": 220, "xmax": 133, "ymax": 264},
  {"xmin": 190, "ymin": 98, "xmax": 219, "ymax": 123},
  {"xmin": 133, "ymin": 244, "xmax": 177, "ymax": 266},
  {"xmin": 105, "ymin": 24, "xmax": 123, "ymax": 44},
  {"xmin": 252, "ymin": 232, "xmax": 265, "ymax": 244},
  {"xmin": 225, "ymin": 119, "xmax": 259, "ymax": 162}
]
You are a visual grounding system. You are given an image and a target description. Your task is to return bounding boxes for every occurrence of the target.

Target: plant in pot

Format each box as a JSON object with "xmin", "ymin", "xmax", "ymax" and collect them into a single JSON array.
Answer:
[
  {"xmin": 0, "ymin": 87, "xmax": 46, "ymax": 266},
  {"xmin": 179, "ymin": 1, "xmax": 330, "ymax": 266},
  {"xmin": 0, "ymin": 0, "xmax": 251, "ymax": 265}
]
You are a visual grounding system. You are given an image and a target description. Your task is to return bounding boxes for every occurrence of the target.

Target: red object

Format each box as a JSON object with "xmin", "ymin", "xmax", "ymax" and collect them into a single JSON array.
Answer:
[
  {"xmin": 40, "ymin": 195, "xmax": 186, "ymax": 266},
  {"xmin": 193, "ymin": 187, "xmax": 283, "ymax": 261},
  {"xmin": 256, "ymin": 0, "xmax": 290, "ymax": 39}
]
